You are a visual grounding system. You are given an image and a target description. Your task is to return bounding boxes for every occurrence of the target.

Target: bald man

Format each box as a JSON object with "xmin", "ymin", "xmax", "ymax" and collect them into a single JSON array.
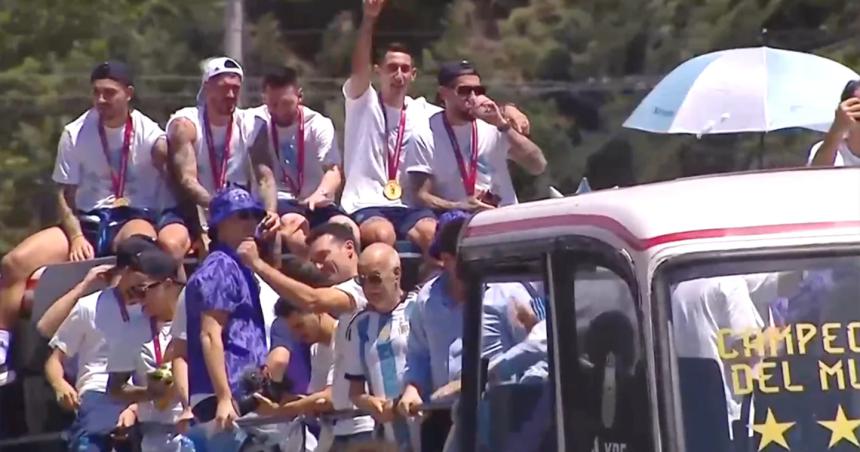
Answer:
[{"xmin": 344, "ymin": 242, "xmax": 420, "ymax": 450}]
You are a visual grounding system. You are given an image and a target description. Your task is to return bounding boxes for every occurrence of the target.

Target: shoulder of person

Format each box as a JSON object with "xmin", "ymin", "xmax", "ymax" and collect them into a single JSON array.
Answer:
[
  {"xmin": 415, "ymin": 274, "xmax": 442, "ymax": 306},
  {"xmin": 63, "ymin": 109, "xmax": 97, "ymax": 144},
  {"xmin": 169, "ymin": 106, "xmax": 200, "ymax": 122},
  {"xmin": 345, "ymin": 308, "xmax": 375, "ymax": 341},
  {"xmin": 189, "ymin": 250, "xmax": 242, "ymax": 281},
  {"xmin": 131, "ymin": 109, "xmax": 163, "ymax": 131}
]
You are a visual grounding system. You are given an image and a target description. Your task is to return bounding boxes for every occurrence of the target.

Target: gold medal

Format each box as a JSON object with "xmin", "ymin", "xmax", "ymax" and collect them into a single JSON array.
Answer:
[
  {"xmin": 113, "ymin": 197, "xmax": 130, "ymax": 207},
  {"xmin": 383, "ymin": 180, "xmax": 402, "ymax": 200}
]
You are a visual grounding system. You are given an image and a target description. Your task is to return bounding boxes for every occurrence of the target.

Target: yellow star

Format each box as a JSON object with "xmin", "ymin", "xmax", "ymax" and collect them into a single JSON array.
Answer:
[
  {"xmin": 818, "ymin": 405, "xmax": 860, "ymax": 448},
  {"xmin": 753, "ymin": 408, "xmax": 795, "ymax": 451}
]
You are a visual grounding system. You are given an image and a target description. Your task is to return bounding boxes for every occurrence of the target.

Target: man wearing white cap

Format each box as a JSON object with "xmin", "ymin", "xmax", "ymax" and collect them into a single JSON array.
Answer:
[{"xmin": 167, "ymin": 57, "xmax": 279, "ymax": 242}]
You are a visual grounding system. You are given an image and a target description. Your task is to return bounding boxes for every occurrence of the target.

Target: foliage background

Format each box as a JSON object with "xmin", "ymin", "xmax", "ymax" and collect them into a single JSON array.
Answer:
[{"xmin": 1, "ymin": 0, "xmax": 859, "ymax": 253}]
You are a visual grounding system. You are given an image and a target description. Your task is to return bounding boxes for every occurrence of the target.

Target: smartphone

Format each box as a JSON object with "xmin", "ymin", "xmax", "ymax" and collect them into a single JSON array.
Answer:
[{"xmin": 477, "ymin": 190, "xmax": 501, "ymax": 207}]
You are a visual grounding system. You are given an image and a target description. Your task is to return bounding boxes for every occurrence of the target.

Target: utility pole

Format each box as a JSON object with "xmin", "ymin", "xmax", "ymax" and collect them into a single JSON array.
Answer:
[{"xmin": 224, "ymin": 0, "xmax": 244, "ymax": 105}]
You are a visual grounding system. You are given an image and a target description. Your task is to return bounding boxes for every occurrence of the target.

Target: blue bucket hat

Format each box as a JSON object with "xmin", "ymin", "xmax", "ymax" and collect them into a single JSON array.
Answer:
[
  {"xmin": 209, "ymin": 186, "xmax": 265, "ymax": 230},
  {"xmin": 429, "ymin": 210, "xmax": 471, "ymax": 260}
]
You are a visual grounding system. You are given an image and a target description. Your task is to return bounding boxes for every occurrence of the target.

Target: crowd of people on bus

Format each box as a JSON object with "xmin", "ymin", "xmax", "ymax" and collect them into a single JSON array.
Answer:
[{"xmin": 0, "ymin": 0, "xmax": 555, "ymax": 450}]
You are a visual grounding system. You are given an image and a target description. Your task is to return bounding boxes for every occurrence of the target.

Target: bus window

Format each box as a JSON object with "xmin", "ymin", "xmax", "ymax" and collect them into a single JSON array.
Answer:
[
  {"xmin": 568, "ymin": 265, "xmax": 648, "ymax": 452},
  {"xmin": 476, "ymin": 277, "xmax": 555, "ymax": 452},
  {"xmin": 666, "ymin": 256, "xmax": 860, "ymax": 452}
]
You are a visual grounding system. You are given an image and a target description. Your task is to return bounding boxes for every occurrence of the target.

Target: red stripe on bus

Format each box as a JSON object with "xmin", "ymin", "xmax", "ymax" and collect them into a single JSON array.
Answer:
[{"xmin": 464, "ymin": 215, "xmax": 860, "ymax": 251}]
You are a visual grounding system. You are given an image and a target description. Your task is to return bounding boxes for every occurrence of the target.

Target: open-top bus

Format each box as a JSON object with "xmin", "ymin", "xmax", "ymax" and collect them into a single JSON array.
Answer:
[{"xmin": 455, "ymin": 166, "xmax": 860, "ymax": 452}]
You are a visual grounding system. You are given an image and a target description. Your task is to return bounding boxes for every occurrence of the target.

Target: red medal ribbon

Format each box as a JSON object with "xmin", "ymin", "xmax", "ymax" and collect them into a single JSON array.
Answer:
[
  {"xmin": 377, "ymin": 92, "xmax": 407, "ymax": 182},
  {"xmin": 203, "ymin": 109, "xmax": 233, "ymax": 190},
  {"xmin": 441, "ymin": 116, "xmax": 479, "ymax": 196},
  {"xmin": 97, "ymin": 114, "xmax": 134, "ymax": 199},
  {"xmin": 270, "ymin": 106, "xmax": 305, "ymax": 195},
  {"xmin": 115, "ymin": 288, "xmax": 130, "ymax": 323},
  {"xmin": 150, "ymin": 317, "xmax": 163, "ymax": 366}
]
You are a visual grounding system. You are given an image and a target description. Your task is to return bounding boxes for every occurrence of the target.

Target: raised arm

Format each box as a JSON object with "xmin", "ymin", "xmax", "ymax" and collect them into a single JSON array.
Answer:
[
  {"xmin": 346, "ymin": 0, "xmax": 385, "ymax": 99},
  {"xmin": 811, "ymin": 98, "xmax": 860, "ymax": 166},
  {"xmin": 246, "ymin": 252, "xmax": 355, "ymax": 315},
  {"xmin": 168, "ymin": 118, "xmax": 211, "ymax": 207},
  {"xmin": 36, "ymin": 264, "xmax": 112, "ymax": 338},
  {"xmin": 474, "ymin": 99, "xmax": 546, "ymax": 175}
]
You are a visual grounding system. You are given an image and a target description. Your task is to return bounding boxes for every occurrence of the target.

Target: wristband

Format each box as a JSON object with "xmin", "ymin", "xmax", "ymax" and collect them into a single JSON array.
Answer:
[{"xmin": 497, "ymin": 121, "xmax": 512, "ymax": 132}]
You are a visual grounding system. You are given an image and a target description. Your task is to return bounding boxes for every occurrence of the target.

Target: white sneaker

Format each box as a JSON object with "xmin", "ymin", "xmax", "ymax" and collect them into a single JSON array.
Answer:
[{"xmin": 0, "ymin": 366, "xmax": 16, "ymax": 386}]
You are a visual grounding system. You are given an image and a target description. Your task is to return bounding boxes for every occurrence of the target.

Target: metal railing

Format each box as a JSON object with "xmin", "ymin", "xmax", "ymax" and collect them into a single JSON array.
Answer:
[{"xmin": 0, "ymin": 401, "xmax": 455, "ymax": 449}]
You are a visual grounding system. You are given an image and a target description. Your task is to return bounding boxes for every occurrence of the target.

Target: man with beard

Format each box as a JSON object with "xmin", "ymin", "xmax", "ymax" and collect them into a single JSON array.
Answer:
[
  {"xmin": 237, "ymin": 223, "xmax": 377, "ymax": 450},
  {"xmin": 167, "ymin": 58, "xmax": 279, "ymax": 250},
  {"xmin": 0, "ymin": 61, "xmax": 188, "ymax": 386},
  {"xmin": 406, "ymin": 60, "xmax": 546, "ymax": 212},
  {"xmin": 342, "ymin": 0, "xmax": 530, "ymax": 253},
  {"xmin": 247, "ymin": 66, "xmax": 358, "ymax": 256}
]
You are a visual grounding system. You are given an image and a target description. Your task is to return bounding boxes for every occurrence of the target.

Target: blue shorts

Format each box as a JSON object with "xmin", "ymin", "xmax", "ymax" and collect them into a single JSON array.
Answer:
[
  {"xmin": 277, "ymin": 199, "xmax": 344, "ymax": 229},
  {"xmin": 77, "ymin": 207, "xmax": 157, "ymax": 257},
  {"xmin": 157, "ymin": 206, "xmax": 188, "ymax": 230},
  {"xmin": 66, "ymin": 390, "xmax": 129, "ymax": 451},
  {"xmin": 351, "ymin": 207, "xmax": 435, "ymax": 241}
]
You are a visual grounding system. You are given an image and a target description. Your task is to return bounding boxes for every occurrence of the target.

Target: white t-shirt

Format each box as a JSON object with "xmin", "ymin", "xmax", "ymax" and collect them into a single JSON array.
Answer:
[
  {"xmin": 671, "ymin": 276, "xmax": 764, "ymax": 426},
  {"xmin": 170, "ymin": 289, "xmax": 187, "ymax": 341},
  {"xmin": 407, "ymin": 111, "xmax": 518, "ymax": 206},
  {"xmin": 135, "ymin": 323, "xmax": 183, "ymax": 425},
  {"xmin": 49, "ymin": 291, "xmax": 113, "ymax": 395},
  {"xmin": 309, "ymin": 328, "xmax": 336, "ymax": 393},
  {"xmin": 247, "ymin": 105, "xmax": 341, "ymax": 200},
  {"xmin": 340, "ymin": 79, "xmax": 443, "ymax": 213},
  {"xmin": 330, "ymin": 278, "xmax": 375, "ymax": 436},
  {"xmin": 52, "ymin": 109, "xmax": 173, "ymax": 212},
  {"xmin": 166, "ymin": 106, "xmax": 253, "ymax": 192},
  {"xmin": 807, "ymin": 140, "xmax": 860, "ymax": 166}
]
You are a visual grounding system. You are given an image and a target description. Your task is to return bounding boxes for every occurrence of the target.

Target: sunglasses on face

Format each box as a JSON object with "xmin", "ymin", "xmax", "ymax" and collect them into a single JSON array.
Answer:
[
  {"xmin": 356, "ymin": 274, "xmax": 384, "ymax": 287},
  {"xmin": 129, "ymin": 281, "xmax": 163, "ymax": 298},
  {"xmin": 130, "ymin": 279, "xmax": 185, "ymax": 298},
  {"xmin": 236, "ymin": 209, "xmax": 263, "ymax": 221},
  {"xmin": 384, "ymin": 63, "xmax": 413, "ymax": 74},
  {"xmin": 455, "ymin": 85, "xmax": 487, "ymax": 97}
]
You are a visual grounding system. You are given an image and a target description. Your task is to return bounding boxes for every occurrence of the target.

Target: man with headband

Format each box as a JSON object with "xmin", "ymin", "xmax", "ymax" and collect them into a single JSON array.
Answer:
[
  {"xmin": 0, "ymin": 61, "xmax": 187, "ymax": 387},
  {"xmin": 167, "ymin": 57, "xmax": 279, "ymax": 250},
  {"xmin": 247, "ymin": 66, "xmax": 359, "ymax": 256}
]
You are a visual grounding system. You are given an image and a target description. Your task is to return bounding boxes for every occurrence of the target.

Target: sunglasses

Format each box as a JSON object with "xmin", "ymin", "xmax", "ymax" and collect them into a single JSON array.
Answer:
[
  {"xmin": 356, "ymin": 274, "xmax": 384, "ymax": 286},
  {"xmin": 129, "ymin": 279, "xmax": 185, "ymax": 298},
  {"xmin": 384, "ymin": 63, "xmax": 413, "ymax": 74},
  {"xmin": 236, "ymin": 209, "xmax": 263, "ymax": 221},
  {"xmin": 129, "ymin": 281, "xmax": 163, "ymax": 298},
  {"xmin": 455, "ymin": 85, "xmax": 487, "ymax": 97}
]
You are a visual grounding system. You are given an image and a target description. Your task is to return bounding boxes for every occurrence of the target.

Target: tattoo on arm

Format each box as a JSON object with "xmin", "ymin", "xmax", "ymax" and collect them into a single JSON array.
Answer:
[
  {"xmin": 249, "ymin": 128, "xmax": 278, "ymax": 212},
  {"xmin": 168, "ymin": 119, "xmax": 211, "ymax": 207},
  {"xmin": 506, "ymin": 130, "xmax": 547, "ymax": 176},
  {"xmin": 57, "ymin": 184, "xmax": 83, "ymax": 239}
]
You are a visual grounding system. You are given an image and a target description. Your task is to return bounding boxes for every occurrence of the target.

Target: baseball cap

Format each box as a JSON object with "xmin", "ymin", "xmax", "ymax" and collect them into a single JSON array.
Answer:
[
  {"xmin": 115, "ymin": 234, "xmax": 159, "ymax": 268},
  {"xmin": 91, "ymin": 60, "xmax": 134, "ymax": 86},
  {"xmin": 437, "ymin": 60, "xmax": 479, "ymax": 87},
  {"xmin": 197, "ymin": 57, "xmax": 244, "ymax": 104},
  {"xmin": 429, "ymin": 210, "xmax": 471, "ymax": 260},
  {"xmin": 130, "ymin": 248, "xmax": 180, "ymax": 281},
  {"xmin": 209, "ymin": 186, "xmax": 265, "ymax": 231}
]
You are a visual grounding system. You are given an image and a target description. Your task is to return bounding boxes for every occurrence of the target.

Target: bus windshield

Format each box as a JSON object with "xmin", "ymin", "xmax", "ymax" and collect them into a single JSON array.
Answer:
[{"xmin": 664, "ymin": 253, "xmax": 860, "ymax": 452}]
